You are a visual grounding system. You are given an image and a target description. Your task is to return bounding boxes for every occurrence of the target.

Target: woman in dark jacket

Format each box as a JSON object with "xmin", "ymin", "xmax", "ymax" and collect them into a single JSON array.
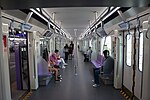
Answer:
[
  {"xmin": 69, "ymin": 41, "xmax": 74, "ymax": 59},
  {"xmin": 64, "ymin": 44, "xmax": 69, "ymax": 62}
]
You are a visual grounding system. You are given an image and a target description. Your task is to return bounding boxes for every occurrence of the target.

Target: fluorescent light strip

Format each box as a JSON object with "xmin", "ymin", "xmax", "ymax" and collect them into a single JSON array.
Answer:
[
  {"xmin": 81, "ymin": 28, "xmax": 90, "ymax": 38},
  {"xmin": 41, "ymin": 8, "xmax": 61, "ymax": 29},
  {"xmin": 90, "ymin": 7, "xmax": 108, "ymax": 28},
  {"xmin": 9, "ymin": 38, "xmax": 26, "ymax": 41},
  {"xmin": 80, "ymin": 7, "xmax": 120, "ymax": 39},
  {"xmin": 42, "ymin": 9, "xmax": 71, "ymax": 38},
  {"xmin": 61, "ymin": 29, "xmax": 70, "ymax": 38},
  {"xmin": 94, "ymin": 7, "xmax": 109, "ymax": 23},
  {"xmin": 30, "ymin": 8, "xmax": 49, "ymax": 22},
  {"xmin": 102, "ymin": 7, "xmax": 120, "ymax": 21},
  {"xmin": 41, "ymin": 9, "xmax": 50, "ymax": 19},
  {"xmin": 31, "ymin": 8, "xmax": 71, "ymax": 39},
  {"xmin": 143, "ymin": 21, "xmax": 148, "ymax": 23},
  {"xmin": 2, "ymin": 23, "xmax": 8, "ymax": 26},
  {"xmin": 36, "ymin": 8, "xmax": 40, "ymax": 12}
]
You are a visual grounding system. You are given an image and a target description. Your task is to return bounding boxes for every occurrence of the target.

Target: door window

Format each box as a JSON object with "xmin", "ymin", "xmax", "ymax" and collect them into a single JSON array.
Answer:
[
  {"xmin": 139, "ymin": 33, "xmax": 143, "ymax": 71},
  {"xmin": 126, "ymin": 34, "xmax": 132, "ymax": 66}
]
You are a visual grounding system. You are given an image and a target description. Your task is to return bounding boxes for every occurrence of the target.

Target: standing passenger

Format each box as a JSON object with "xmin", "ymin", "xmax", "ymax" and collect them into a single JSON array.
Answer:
[
  {"xmin": 69, "ymin": 41, "xmax": 74, "ymax": 59},
  {"xmin": 64, "ymin": 44, "xmax": 69, "ymax": 62}
]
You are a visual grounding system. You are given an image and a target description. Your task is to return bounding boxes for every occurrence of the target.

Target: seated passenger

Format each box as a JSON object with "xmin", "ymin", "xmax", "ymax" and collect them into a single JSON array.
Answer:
[
  {"xmin": 84, "ymin": 47, "xmax": 92, "ymax": 62},
  {"xmin": 48, "ymin": 60, "xmax": 62, "ymax": 82},
  {"xmin": 55, "ymin": 50, "xmax": 68, "ymax": 67},
  {"xmin": 92, "ymin": 50, "xmax": 114, "ymax": 87},
  {"xmin": 50, "ymin": 50, "xmax": 60, "ymax": 69},
  {"xmin": 50, "ymin": 50, "xmax": 67, "ymax": 69},
  {"xmin": 102, "ymin": 50, "xmax": 114, "ymax": 74}
]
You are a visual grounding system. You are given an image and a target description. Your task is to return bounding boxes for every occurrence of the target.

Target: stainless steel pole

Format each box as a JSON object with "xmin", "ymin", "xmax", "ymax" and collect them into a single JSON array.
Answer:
[{"xmin": 74, "ymin": 29, "xmax": 78, "ymax": 76}]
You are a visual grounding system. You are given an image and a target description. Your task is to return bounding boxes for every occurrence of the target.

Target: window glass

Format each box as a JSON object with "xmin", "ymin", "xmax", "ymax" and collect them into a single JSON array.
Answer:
[
  {"xmin": 101, "ymin": 36, "xmax": 112, "ymax": 55},
  {"xmin": 126, "ymin": 34, "xmax": 132, "ymax": 66},
  {"xmin": 139, "ymin": 33, "xmax": 143, "ymax": 71},
  {"xmin": 101, "ymin": 37, "xmax": 105, "ymax": 54},
  {"xmin": 89, "ymin": 39, "xmax": 92, "ymax": 47},
  {"xmin": 105, "ymin": 36, "xmax": 112, "ymax": 55}
]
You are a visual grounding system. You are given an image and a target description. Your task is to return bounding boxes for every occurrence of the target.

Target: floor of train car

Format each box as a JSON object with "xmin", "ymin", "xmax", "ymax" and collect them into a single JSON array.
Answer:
[
  {"xmin": 11, "ymin": 82, "xmax": 26, "ymax": 100},
  {"xmin": 28, "ymin": 52, "xmax": 125, "ymax": 100}
]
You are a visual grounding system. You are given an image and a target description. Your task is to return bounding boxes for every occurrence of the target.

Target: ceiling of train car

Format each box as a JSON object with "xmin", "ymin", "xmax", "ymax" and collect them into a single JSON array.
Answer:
[
  {"xmin": 0, "ymin": 0, "xmax": 150, "ymax": 9},
  {"xmin": 44, "ymin": 7, "xmax": 106, "ymax": 37}
]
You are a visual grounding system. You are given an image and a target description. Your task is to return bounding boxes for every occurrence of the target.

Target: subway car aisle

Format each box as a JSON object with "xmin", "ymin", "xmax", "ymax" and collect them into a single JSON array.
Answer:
[{"xmin": 28, "ymin": 52, "xmax": 125, "ymax": 100}]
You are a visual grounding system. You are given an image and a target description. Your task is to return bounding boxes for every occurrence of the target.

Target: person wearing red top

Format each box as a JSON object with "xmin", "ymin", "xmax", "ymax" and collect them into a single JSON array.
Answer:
[{"xmin": 50, "ymin": 50, "xmax": 68, "ymax": 69}]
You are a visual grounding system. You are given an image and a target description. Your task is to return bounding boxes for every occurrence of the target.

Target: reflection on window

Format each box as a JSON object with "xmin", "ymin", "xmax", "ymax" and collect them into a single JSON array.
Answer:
[
  {"xmin": 126, "ymin": 35, "xmax": 132, "ymax": 66},
  {"xmin": 101, "ymin": 37, "xmax": 105, "ymax": 54},
  {"xmin": 139, "ymin": 33, "xmax": 143, "ymax": 71},
  {"xmin": 89, "ymin": 39, "xmax": 92, "ymax": 47},
  {"xmin": 105, "ymin": 36, "xmax": 112, "ymax": 55},
  {"xmin": 101, "ymin": 36, "xmax": 112, "ymax": 55}
]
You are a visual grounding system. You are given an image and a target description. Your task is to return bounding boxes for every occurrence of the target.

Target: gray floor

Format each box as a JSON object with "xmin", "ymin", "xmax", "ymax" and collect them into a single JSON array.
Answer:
[{"xmin": 28, "ymin": 53, "xmax": 125, "ymax": 100}]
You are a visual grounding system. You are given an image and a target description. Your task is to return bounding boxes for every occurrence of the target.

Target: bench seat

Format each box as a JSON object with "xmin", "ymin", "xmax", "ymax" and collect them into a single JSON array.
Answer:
[
  {"xmin": 37, "ymin": 56, "xmax": 52, "ymax": 86},
  {"xmin": 100, "ymin": 74, "xmax": 113, "ymax": 85}
]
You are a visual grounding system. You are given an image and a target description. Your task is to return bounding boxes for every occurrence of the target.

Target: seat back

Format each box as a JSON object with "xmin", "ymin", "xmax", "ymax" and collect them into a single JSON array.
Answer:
[{"xmin": 37, "ymin": 56, "xmax": 49, "ymax": 76}]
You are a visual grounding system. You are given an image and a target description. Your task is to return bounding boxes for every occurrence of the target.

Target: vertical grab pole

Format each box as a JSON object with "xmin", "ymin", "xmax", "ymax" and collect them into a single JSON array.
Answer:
[
  {"xmin": 74, "ymin": 29, "xmax": 78, "ymax": 76},
  {"xmin": 131, "ymin": 28, "xmax": 136, "ymax": 100}
]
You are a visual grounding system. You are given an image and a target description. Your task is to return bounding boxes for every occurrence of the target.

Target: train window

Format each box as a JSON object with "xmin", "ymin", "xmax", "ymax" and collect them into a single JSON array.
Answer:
[
  {"xmin": 126, "ymin": 34, "xmax": 132, "ymax": 66},
  {"xmin": 101, "ymin": 36, "xmax": 111, "ymax": 55},
  {"xmin": 105, "ymin": 36, "xmax": 112, "ymax": 55},
  {"xmin": 139, "ymin": 33, "xmax": 143, "ymax": 71},
  {"xmin": 89, "ymin": 39, "xmax": 92, "ymax": 47},
  {"xmin": 101, "ymin": 37, "xmax": 105, "ymax": 54}
]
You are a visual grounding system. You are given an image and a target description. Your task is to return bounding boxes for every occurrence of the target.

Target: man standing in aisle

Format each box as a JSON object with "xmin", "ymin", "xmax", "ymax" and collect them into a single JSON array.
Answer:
[{"xmin": 69, "ymin": 41, "xmax": 74, "ymax": 59}]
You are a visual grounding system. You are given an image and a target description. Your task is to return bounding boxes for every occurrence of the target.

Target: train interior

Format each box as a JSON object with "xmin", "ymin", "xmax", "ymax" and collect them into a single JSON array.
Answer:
[{"xmin": 0, "ymin": 5, "xmax": 150, "ymax": 100}]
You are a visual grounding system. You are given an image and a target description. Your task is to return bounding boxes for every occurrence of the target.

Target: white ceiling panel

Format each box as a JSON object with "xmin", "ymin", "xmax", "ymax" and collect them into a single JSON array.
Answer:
[{"xmin": 44, "ymin": 7, "xmax": 107, "ymax": 38}]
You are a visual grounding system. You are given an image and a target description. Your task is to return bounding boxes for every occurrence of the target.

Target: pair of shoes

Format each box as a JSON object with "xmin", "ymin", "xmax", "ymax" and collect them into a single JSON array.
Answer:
[
  {"xmin": 64, "ymin": 63, "xmax": 68, "ymax": 66},
  {"xmin": 58, "ymin": 75, "xmax": 62, "ymax": 79},
  {"xmin": 58, "ymin": 77, "xmax": 62, "ymax": 80},
  {"xmin": 93, "ymin": 84, "xmax": 100, "ymax": 88},
  {"xmin": 55, "ymin": 79, "xmax": 62, "ymax": 83},
  {"xmin": 58, "ymin": 75, "xmax": 61, "ymax": 77}
]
